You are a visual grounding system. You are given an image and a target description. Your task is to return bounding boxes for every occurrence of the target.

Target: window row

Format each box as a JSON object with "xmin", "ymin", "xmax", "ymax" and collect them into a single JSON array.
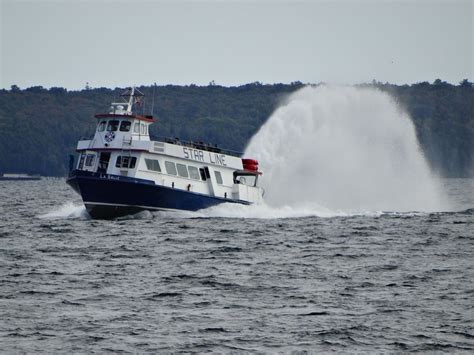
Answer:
[
  {"xmin": 165, "ymin": 161, "xmax": 224, "ymax": 184},
  {"xmin": 164, "ymin": 161, "xmax": 201, "ymax": 180},
  {"xmin": 97, "ymin": 120, "xmax": 148, "ymax": 135},
  {"xmin": 145, "ymin": 158, "xmax": 224, "ymax": 185}
]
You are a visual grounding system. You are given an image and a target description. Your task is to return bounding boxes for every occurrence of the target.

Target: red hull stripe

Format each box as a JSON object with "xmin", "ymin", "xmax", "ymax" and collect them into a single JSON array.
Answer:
[
  {"xmin": 95, "ymin": 113, "xmax": 155, "ymax": 123},
  {"xmin": 76, "ymin": 148, "xmax": 149, "ymax": 153}
]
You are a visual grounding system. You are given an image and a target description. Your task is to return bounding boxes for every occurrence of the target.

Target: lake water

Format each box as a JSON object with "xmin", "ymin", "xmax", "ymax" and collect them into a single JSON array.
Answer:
[{"xmin": 0, "ymin": 179, "xmax": 473, "ymax": 352}]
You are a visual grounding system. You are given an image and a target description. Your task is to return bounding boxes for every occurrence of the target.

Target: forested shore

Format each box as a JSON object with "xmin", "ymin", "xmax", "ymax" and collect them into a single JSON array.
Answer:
[{"xmin": 0, "ymin": 80, "xmax": 472, "ymax": 177}]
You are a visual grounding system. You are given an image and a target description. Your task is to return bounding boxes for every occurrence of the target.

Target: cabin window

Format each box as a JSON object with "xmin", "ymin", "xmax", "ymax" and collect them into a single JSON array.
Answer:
[
  {"xmin": 107, "ymin": 120, "xmax": 119, "ymax": 132},
  {"xmin": 248, "ymin": 176, "xmax": 257, "ymax": 186},
  {"xmin": 134, "ymin": 122, "xmax": 140, "ymax": 133},
  {"xmin": 234, "ymin": 174, "xmax": 257, "ymax": 187},
  {"xmin": 199, "ymin": 168, "xmax": 207, "ymax": 181},
  {"xmin": 78, "ymin": 154, "xmax": 85, "ymax": 169},
  {"xmin": 145, "ymin": 158, "xmax": 161, "ymax": 172},
  {"xmin": 214, "ymin": 171, "xmax": 223, "ymax": 185},
  {"xmin": 116, "ymin": 156, "xmax": 137, "ymax": 169},
  {"xmin": 98, "ymin": 121, "xmax": 106, "ymax": 132},
  {"xmin": 120, "ymin": 121, "xmax": 131, "ymax": 132},
  {"xmin": 176, "ymin": 163, "xmax": 189, "ymax": 178},
  {"xmin": 140, "ymin": 123, "xmax": 146, "ymax": 135},
  {"xmin": 165, "ymin": 161, "xmax": 177, "ymax": 175},
  {"xmin": 188, "ymin": 166, "xmax": 200, "ymax": 180},
  {"xmin": 85, "ymin": 154, "xmax": 95, "ymax": 167}
]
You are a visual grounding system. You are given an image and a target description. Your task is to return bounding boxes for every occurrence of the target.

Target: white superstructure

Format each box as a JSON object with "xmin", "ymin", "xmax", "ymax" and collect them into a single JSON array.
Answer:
[{"xmin": 74, "ymin": 87, "xmax": 263, "ymax": 206}]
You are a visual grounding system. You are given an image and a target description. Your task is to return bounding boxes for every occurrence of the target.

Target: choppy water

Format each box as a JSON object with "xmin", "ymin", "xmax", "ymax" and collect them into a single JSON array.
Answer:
[{"xmin": 0, "ymin": 179, "xmax": 473, "ymax": 353}]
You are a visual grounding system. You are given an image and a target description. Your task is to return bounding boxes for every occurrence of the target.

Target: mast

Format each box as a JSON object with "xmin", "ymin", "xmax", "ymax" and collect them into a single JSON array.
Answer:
[
  {"xmin": 151, "ymin": 83, "xmax": 156, "ymax": 117},
  {"xmin": 110, "ymin": 86, "xmax": 145, "ymax": 115},
  {"xmin": 126, "ymin": 86, "xmax": 135, "ymax": 113}
]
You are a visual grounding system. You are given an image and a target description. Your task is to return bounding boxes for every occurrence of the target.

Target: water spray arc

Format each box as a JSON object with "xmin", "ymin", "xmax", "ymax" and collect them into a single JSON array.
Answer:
[{"xmin": 245, "ymin": 85, "xmax": 444, "ymax": 213}]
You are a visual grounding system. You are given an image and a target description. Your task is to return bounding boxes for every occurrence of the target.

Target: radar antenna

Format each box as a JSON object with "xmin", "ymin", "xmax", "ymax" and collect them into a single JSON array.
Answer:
[{"xmin": 109, "ymin": 86, "xmax": 145, "ymax": 115}]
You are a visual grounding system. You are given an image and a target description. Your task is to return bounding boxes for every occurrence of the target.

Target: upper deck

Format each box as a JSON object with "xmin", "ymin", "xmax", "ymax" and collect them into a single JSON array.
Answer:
[
  {"xmin": 75, "ymin": 86, "xmax": 260, "ymax": 174},
  {"xmin": 77, "ymin": 135, "xmax": 245, "ymax": 171}
]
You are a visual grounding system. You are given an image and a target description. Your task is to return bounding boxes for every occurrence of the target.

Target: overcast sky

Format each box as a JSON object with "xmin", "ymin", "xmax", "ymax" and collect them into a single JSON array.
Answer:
[{"xmin": 1, "ymin": 0, "xmax": 472, "ymax": 90}]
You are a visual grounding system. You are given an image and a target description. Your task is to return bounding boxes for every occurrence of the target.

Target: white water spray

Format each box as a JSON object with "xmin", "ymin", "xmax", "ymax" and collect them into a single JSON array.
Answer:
[
  {"xmin": 243, "ymin": 85, "xmax": 445, "ymax": 214},
  {"xmin": 39, "ymin": 202, "xmax": 88, "ymax": 219}
]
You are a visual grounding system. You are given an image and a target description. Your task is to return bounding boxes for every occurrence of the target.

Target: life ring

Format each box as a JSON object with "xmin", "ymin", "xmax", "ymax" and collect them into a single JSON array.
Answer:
[
  {"xmin": 242, "ymin": 158, "xmax": 258, "ymax": 165},
  {"xmin": 243, "ymin": 164, "xmax": 258, "ymax": 171}
]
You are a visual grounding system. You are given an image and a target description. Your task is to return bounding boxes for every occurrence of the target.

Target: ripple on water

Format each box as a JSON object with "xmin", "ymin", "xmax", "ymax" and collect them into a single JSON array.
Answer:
[{"xmin": 0, "ymin": 180, "xmax": 473, "ymax": 352}]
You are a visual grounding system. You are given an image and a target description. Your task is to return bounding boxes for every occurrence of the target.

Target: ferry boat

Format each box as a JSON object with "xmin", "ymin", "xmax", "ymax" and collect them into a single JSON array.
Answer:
[{"xmin": 67, "ymin": 87, "xmax": 264, "ymax": 219}]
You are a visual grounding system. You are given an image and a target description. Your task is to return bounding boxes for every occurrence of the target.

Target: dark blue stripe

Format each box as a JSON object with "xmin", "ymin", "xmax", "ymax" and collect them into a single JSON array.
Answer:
[{"xmin": 67, "ymin": 170, "xmax": 248, "ymax": 218}]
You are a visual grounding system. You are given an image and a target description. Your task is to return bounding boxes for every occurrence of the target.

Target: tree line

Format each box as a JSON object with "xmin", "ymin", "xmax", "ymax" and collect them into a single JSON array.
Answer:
[{"xmin": 0, "ymin": 80, "xmax": 472, "ymax": 177}]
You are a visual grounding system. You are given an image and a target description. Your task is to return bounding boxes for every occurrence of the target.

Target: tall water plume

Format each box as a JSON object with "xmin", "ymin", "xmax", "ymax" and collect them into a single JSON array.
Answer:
[{"xmin": 245, "ymin": 85, "xmax": 445, "ymax": 213}]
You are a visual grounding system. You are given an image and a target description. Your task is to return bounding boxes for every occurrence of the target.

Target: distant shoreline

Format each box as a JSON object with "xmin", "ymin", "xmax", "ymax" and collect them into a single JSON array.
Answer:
[{"xmin": 0, "ymin": 81, "xmax": 472, "ymax": 178}]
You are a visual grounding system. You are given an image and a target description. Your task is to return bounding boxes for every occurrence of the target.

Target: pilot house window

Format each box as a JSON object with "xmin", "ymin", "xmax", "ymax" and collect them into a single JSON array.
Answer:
[
  {"xmin": 107, "ymin": 120, "xmax": 119, "ymax": 132},
  {"xmin": 120, "ymin": 121, "xmax": 131, "ymax": 132},
  {"xmin": 98, "ymin": 121, "xmax": 106, "ymax": 132}
]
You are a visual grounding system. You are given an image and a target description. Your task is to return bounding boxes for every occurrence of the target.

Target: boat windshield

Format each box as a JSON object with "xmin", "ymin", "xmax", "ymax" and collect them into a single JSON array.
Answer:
[
  {"xmin": 97, "ymin": 121, "xmax": 106, "ymax": 132},
  {"xmin": 106, "ymin": 120, "xmax": 120, "ymax": 132},
  {"xmin": 120, "ymin": 121, "xmax": 131, "ymax": 132}
]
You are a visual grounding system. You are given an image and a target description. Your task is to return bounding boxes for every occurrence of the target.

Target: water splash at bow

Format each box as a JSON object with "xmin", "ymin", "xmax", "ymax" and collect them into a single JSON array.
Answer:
[{"xmin": 39, "ymin": 202, "xmax": 88, "ymax": 219}]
